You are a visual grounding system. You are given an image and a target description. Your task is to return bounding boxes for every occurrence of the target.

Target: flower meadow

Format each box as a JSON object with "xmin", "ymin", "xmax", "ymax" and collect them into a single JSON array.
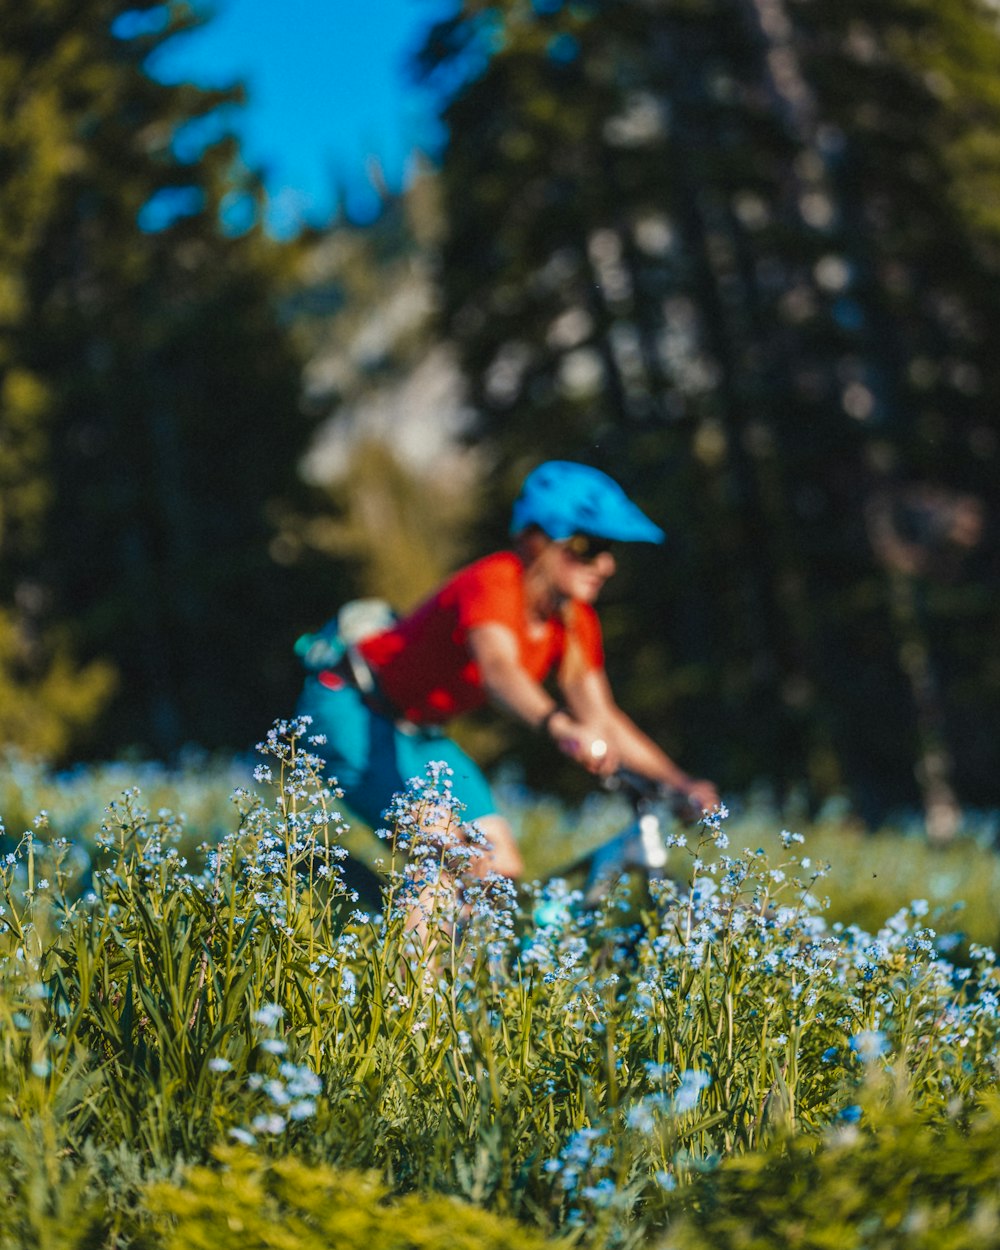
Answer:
[{"xmin": 2, "ymin": 721, "xmax": 1000, "ymax": 1248}]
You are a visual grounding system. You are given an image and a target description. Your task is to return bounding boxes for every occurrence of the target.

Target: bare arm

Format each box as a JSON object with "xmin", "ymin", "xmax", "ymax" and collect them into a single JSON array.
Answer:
[
  {"xmin": 561, "ymin": 664, "xmax": 720, "ymax": 810},
  {"xmin": 466, "ymin": 622, "xmax": 618, "ymax": 774}
]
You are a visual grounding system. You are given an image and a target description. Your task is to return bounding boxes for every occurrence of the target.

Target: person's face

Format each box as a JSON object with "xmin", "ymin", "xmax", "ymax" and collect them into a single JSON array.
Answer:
[{"xmin": 545, "ymin": 533, "xmax": 617, "ymax": 602}]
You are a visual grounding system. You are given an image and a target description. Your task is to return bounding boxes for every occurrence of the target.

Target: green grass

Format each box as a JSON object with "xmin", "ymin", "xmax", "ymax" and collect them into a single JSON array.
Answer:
[
  {"xmin": 1, "ymin": 725, "xmax": 999, "ymax": 1249},
  {"xmin": 502, "ymin": 777, "xmax": 1000, "ymax": 948}
]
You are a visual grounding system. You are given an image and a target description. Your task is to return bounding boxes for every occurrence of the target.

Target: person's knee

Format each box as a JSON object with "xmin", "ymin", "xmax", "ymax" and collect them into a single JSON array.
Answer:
[{"xmin": 472, "ymin": 816, "xmax": 523, "ymax": 879}]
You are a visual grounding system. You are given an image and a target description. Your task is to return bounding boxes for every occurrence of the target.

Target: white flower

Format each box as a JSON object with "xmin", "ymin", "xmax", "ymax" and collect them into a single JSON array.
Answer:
[
  {"xmin": 251, "ymin": 1113, "xmax": 287, "ymax": 1135},
  {"xmin": 673, "ymin": 1069, "xmax": 711, "ymax": 1113},
  {"xmin": 850, "ymin": 1029, "xmax": 889, "ymax": 1062},
  {"xmin": 252, "ymin": 1003, "xmax": 284, "ymax": 1028}
]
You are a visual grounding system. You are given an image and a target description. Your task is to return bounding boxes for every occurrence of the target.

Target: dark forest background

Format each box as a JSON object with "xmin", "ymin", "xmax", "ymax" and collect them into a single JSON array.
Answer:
[{"xmin": 2, "ymin": 0, "xmax": 998, "ymax": 833}]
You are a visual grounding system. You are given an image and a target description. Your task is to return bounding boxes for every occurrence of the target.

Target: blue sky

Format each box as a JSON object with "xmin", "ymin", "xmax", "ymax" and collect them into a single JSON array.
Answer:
[{"xmin": 151, "ymin": 0, "xmax": 450, "ymax": 234}]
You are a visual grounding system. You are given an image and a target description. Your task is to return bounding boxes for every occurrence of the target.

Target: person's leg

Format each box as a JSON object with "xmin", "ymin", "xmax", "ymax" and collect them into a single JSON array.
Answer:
[
  {"xmin": 295, "ymin": 675, "xmax": 373, "ymax": 800},
  {"xmin": 469, "ymin": 815, "xmax": 523, "ymax": 878},
  {"xmin": 297, "ymin": 682, "xmax": 443, "ymax": 949},
  {"xmin": 297, "ymin": 676, "xmax": 415, "ymax": 834},
  {"xmin": 394, "ymin": 730, "xmax": 523, "ymax": 878},
  {"xmin": 384, "ymin": 728, "xmax": 524, "ymax": 954},
  {"xmin": 297, "ymin": 682, "xmax": 521, "ymax": 950}
]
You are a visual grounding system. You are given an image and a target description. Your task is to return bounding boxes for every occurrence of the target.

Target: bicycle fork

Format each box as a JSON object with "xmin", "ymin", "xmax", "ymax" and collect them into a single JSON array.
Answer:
[{"xmin": 583, "ymin": 807, "xmax": 669, "ymax": 908}]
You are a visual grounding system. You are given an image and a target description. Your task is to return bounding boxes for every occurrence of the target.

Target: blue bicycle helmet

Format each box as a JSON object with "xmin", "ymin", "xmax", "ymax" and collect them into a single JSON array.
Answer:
[{"xmin": 510, "ymin": 461, "xmax": 665, "ymax": 543}]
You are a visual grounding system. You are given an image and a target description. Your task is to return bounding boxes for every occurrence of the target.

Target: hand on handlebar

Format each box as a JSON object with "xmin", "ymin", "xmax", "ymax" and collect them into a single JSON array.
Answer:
[
  {"xmin": 604, "ymin": 769, "xmax": 721, "ymax": 824},
  {"xmin": 684, "ymin": 778, "xmax": 721, "ymax": 815},
  {"xmin": 550, "ymin": 717, "xmax": 621, "ymax": 777}
]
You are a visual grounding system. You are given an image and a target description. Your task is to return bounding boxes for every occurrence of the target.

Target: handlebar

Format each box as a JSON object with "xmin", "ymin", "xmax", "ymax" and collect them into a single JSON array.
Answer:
[{"xmin": 602, "ymin": 769, "xmax": 705, "ymax": 822}]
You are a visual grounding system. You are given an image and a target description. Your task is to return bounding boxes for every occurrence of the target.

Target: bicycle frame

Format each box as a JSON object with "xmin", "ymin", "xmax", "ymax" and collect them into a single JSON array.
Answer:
[{"xmin": 542, "ymin": 770, "xmax": 702, "ymax": 908}]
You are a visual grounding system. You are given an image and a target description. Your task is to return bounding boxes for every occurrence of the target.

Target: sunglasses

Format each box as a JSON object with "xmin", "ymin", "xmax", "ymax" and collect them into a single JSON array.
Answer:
[{"xmin": 561, "ymin": 533, "xmax": 616, "ymax": 563}]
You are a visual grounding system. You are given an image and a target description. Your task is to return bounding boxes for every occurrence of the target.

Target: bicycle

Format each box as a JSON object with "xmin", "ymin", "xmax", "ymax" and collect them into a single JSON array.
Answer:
[
  {"xmin": 525, "ymin": 770, "xmax": 703, "ymax": 930},
  {"xmin": 334, "ymin": 769, "xmax": 704, "ymax": 931}
]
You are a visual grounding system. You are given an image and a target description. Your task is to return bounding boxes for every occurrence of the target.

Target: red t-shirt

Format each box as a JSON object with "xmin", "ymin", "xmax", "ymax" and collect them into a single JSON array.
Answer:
[{"xmin": 354, "ymin": 551, "xmax": 604, "ymax": 725}]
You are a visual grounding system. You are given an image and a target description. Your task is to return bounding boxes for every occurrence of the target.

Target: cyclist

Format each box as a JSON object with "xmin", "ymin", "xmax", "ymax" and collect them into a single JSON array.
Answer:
[{"xmin": 297, "ymin": 460, "xmax": 719, "ymax": 881}]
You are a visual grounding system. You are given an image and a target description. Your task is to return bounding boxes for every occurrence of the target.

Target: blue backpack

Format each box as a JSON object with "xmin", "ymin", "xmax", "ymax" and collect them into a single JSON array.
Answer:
[{"xmin": 294, "ymin": 598, "xmax": 397, "ymax": 672}]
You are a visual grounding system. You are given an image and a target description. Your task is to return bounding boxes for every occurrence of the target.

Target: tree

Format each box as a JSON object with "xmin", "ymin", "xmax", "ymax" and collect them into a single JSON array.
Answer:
[
  {"xmin": 420, "ymin": 0, "xmax": 1000, "ymax": 815},
  {"xmin": 282, "ymin": 173, "xmax": 478, "ymax": 612},
  {"xmin": 0, "ymin": 0, "xmax": 325, "ymax": 756}
]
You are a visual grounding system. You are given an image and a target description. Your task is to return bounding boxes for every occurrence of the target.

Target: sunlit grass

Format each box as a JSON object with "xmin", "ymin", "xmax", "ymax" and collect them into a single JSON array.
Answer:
[{"xmin": 1, "ymin": 730, "xmax": 999, "ymax": 1247}]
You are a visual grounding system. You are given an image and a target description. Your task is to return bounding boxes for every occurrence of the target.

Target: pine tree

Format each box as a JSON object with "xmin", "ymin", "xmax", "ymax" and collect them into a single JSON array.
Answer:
[
  {"xmin": 0, "ymin": 0, "xmax": 321, "ymax": 755},
  {"xmin": 421, "ymin": 0, "xmax": 1000, "ymax": 811}
]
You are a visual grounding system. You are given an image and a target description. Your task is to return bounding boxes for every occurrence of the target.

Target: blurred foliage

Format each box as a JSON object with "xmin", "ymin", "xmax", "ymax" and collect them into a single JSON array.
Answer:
[
  {"xmin": 280, "ymin": 178, "xmax": 477, "ymax": 614},
  {"xmin": 420, "ymin": 0, "xmax": 1000, "ymax": 820},
  {"xmin": 3, "ymin": 738, "xmax": 1000, "ymax": 1249},
  {"xmin": 140, "ymin": 1151, "xmax": 559, "ymax": 1250},
  {"xmin": 0, "ymin": 748, "xmax": 248, "ymax": 856},
  {"xmin": 2, "ymin": 0, "xmax": 999, "ymax": 837},
  {"xmin": 671, "ymin": 1086, "xmax": 1000, "ymax": 1250},
  {"xmin": 0, "ymin": 0, "xmax": 337, "ymax": 759},
  {"xmin": 0, "ymin": 608, "xmax": 116, "ymax": 759},
  {"xmin": 290, "ymin": 437, "xmax": 471, "ymax": 616}
]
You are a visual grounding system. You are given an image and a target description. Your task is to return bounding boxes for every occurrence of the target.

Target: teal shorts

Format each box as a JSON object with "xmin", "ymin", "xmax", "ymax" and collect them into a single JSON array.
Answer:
[{"xmin": 296, "ymin": 675, "xmax": 497, "ymax": 829}]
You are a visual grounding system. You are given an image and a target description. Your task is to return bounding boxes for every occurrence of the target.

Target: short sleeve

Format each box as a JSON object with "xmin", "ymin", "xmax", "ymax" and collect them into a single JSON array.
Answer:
[{"xmin": 453, "ymin": 554, "xmax": 525, "ymax": 635}]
